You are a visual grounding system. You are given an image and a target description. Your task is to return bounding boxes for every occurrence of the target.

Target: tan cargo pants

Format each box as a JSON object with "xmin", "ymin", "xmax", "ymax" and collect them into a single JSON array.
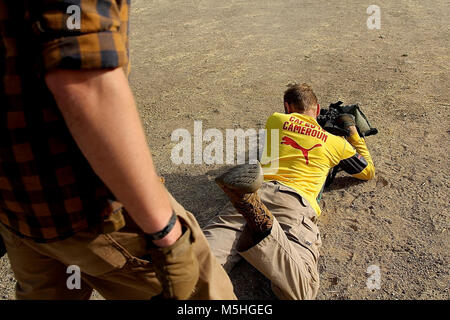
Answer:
[
  {"xmin": 0, "ymin": 193, "xmax": 236, "ymax": 300},
  {"xmin": 203, "ymin": 181, "xmax": 321, "ymax": 300}
]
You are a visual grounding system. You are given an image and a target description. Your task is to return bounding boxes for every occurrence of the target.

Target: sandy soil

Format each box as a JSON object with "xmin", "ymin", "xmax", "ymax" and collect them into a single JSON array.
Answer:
[{"xmin": 1, "ymin": 0, "xmax": 448, "ymax": 300}]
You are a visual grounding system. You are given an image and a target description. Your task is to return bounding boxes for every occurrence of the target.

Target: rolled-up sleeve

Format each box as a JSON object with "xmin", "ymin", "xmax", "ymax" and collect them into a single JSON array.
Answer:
[{"xmin": 31, "ymin": 0, "xmax": 129, "ymax": 72}]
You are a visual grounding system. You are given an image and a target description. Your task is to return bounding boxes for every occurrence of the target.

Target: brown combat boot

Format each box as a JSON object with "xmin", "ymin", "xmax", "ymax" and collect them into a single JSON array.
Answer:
[{"xmin": 215, "ymin": 162, "xmax": 273, "ymax": 238}]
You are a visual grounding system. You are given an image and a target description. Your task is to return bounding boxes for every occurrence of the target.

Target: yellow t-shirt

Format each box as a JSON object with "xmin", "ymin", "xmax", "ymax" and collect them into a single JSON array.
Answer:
[{"xmin": 261, "ymin": 112, "xmax": 375, "ymax": 216}]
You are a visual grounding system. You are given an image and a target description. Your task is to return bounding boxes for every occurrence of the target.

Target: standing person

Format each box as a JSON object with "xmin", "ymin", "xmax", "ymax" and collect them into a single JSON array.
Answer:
[
  {"xmin": 0, "ymin": 0, "xmax": 235, "ymax": 300},
  {"xmin": 204, "ymin": 83, "xmax": 375, "ymax": 299}
]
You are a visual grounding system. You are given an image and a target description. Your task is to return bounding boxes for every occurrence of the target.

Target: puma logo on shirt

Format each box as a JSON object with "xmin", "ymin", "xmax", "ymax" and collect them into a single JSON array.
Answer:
[{"xmin": 281, "ymin": 136, "xmax": 322, "ymax": 165}]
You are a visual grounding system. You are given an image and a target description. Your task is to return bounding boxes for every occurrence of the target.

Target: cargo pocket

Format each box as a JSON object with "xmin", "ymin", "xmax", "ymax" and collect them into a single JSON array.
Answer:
[
  {"xmin": 288, "ymin": 215, "xmax": 321, "ymax": 262},
  {"xmin": 68, "ymin": 231, "xmax": 130, "ymax": 277},
  {"xmin": 102, "ymin": 232, "xmax": 155, "ymax": 273}
]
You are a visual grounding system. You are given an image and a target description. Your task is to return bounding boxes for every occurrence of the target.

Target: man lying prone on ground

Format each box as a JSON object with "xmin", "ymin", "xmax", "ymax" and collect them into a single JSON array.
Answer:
[{"xmin": 204, "ymin": 83, "xmax": 375, "ymax": 299}]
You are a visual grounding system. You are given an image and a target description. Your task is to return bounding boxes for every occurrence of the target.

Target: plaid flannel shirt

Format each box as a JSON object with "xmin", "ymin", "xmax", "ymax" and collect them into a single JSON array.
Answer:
[{"xmin": 0, "ymin": 0, "xmax": 130, "ymax": 242}]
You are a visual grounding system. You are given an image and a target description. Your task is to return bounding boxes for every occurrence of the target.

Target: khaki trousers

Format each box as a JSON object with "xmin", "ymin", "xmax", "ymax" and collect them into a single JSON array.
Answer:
[
  {"xmin": 0, "ymin": 193, "xmax": 236, "ymax": 300},
  {"xmin": 203, "ymin": 181, "xmax": 321, "ymax": 300}
]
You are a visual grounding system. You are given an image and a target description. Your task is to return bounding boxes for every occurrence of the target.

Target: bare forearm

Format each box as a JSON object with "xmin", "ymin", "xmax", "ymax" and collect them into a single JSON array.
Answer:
[{"xmin": 45, "ymin": 68, "xmax": 181, "ymax": 246}]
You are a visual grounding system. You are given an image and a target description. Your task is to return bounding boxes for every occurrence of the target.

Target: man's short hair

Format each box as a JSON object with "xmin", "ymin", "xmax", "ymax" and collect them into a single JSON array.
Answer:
[{"xmin": 283, "ymin": 83, "xmax": 318, "ymax": 113}]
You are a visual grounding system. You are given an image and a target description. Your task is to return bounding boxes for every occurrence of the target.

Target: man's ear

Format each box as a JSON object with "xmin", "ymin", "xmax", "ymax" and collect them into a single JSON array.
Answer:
[
  {"xmin": 315, "ymin": 104, "xmax": 320, "ymax": 117},
  {"xmin": 284, "ymin": 102, "xmax": 290, "ymax": 114}
]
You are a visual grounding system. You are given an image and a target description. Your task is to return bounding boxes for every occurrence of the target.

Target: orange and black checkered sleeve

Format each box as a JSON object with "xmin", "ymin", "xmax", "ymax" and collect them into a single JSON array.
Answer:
[{"xmin": 31, "ymin": 0, "xmax": 129, "ymax": 72}]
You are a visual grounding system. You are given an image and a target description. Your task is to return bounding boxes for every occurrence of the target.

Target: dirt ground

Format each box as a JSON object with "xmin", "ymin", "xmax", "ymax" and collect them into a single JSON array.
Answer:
[{"xmin": 1, "ymin": 0, "xmax": 448, "ymax": 300}]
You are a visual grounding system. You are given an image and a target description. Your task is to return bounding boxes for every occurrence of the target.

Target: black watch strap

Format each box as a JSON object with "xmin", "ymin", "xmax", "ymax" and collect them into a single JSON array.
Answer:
[{"xmin": 145, "ymin": 211, "xmax": 177, "ymax": 241}]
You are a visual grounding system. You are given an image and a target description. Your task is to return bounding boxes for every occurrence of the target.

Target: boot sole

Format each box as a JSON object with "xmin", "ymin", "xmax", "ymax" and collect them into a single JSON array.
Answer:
[{"xmin": 215, "ymin": 162, "xmax": 263, "ymax": 194}]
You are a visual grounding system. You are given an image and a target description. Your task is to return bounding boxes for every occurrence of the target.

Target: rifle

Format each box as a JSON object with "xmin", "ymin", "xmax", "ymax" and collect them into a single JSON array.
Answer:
[
  {"xmin": 317, "ymin": 101, "xmax": 378, "ymax": 138},
  {"xmin": 317, "ymin": 101, "xmax": 378, "ymax": 187}
]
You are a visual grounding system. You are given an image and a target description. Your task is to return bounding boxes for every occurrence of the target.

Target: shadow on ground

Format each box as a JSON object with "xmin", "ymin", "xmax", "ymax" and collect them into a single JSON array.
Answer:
[{"xmin": 325, "ymin": 175, "xmax": 366, "ymax": 192}]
